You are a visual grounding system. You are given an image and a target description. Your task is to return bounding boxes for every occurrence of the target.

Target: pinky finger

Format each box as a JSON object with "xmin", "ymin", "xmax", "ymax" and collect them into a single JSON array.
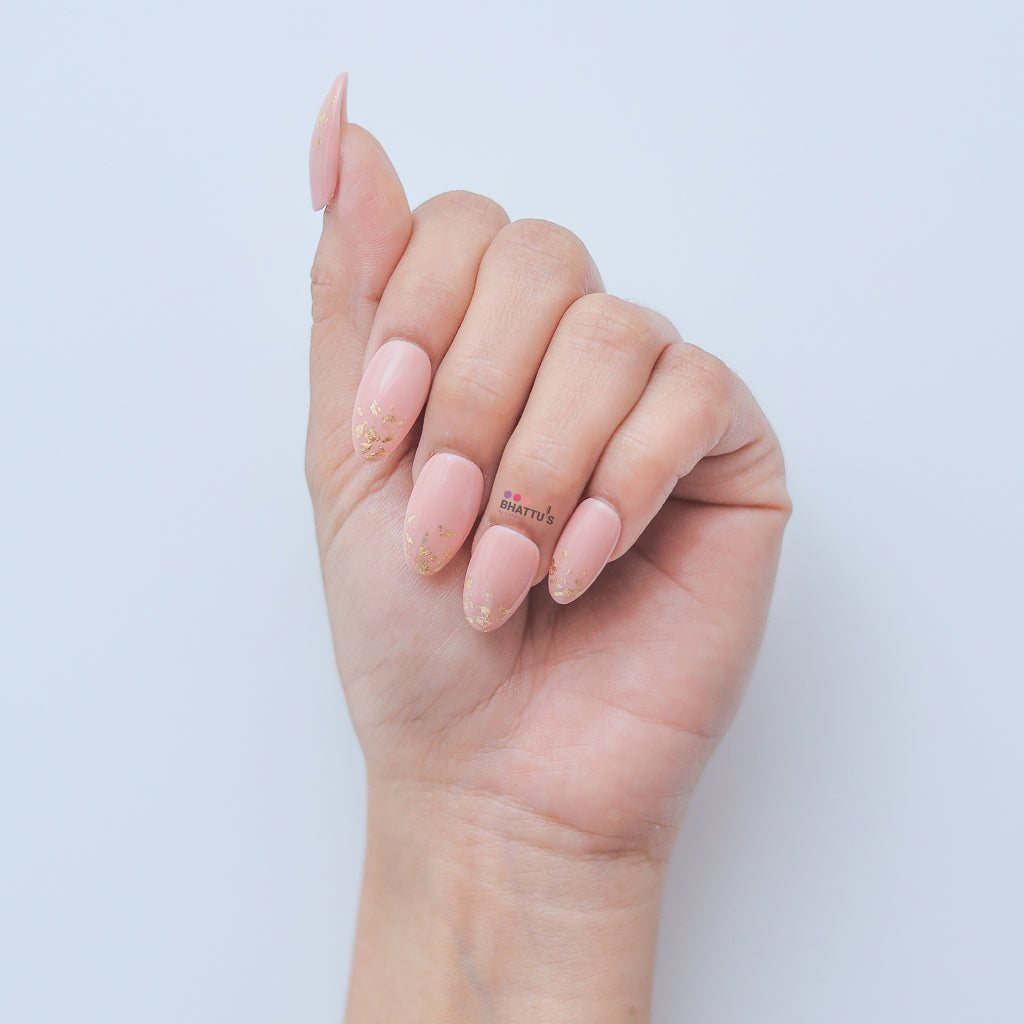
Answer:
[{"xmin": 548, "ymin": 339, "xmax": 785, "ymax": 604}]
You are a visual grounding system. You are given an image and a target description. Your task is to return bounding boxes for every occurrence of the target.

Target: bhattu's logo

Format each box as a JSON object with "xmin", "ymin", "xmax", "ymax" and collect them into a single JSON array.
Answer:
[{"xmin": 499, "ymin": 490, "xmax": 555, "ymax": 525}]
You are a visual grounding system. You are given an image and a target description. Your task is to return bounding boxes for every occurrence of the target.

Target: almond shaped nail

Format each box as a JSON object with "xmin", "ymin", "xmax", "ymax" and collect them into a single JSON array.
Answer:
[
  {"xmin": 548, "ymin": 498, "xmax": 621, "ymax": 604},
  {"xmin": 404, "ymin": 454, "xmax": 484, "ymax": 575},
  {"xmin": 352, "ymin": 340, "xmax": 432, "ymax": 461},
  {"xmin": 309, "ymin": 72, "xmax": 348, "ymax": 211},
  {"xmin": 463, "ymin": 526, "xmax": 540, "ymax": 632}
]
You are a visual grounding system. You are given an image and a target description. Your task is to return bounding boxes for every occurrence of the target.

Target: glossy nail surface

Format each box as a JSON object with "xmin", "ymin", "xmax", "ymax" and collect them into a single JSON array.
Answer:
[
  {"xmin": 404, "ymin": 454, "xmax": 484, "ymax": 575},
  {"xmin": 309, "ymin": 71, "xmax": 348, "ymax": 211},
  {"xmin": 352, "ymin": 340, "xmax": 432, "ymax": 461},
  {"xmin": 463, "ymin": 527, "xmax": 539, "ymax": 632},
  {"xmin": 548, "ymin": 498, "xmax": 621, "ymax": 604}
]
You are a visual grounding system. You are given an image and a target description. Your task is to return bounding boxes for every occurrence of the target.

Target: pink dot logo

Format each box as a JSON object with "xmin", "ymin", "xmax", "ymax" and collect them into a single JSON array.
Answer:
[{"xmin": 513, "ymin": 493, "xmax": 521, "ymax": 502}]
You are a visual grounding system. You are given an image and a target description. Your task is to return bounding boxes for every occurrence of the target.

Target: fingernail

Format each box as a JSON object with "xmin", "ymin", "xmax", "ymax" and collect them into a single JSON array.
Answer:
[
  {"xmin": 352, "ymin": 339, "xmax": 432, "ymax": 461},
  {"xmin": 463, "ymin": 527, "xmax": 539, "ymax": 632},
  {"xmin": 548, "ymin": 498, "xmax": 621, "ymax": 604},
  {"xmin": 309, "ymin": 71, "xmax": 348, "ymax": 211},
  {"xmin": 404, "ymin": 454, "xmax": 484, "ymax": 576}
]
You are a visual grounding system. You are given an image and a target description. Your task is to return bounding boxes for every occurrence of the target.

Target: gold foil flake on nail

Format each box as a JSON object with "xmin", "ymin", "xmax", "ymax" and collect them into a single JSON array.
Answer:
[
  {"xmin": 317, "ymin": 108, "xmax": 330, "ymax": 127},
  {"xmin": 412, "ymin": 528, "xmax": 454, "ymax": 575},
  {"xmin": 356, "ymin": 406, "xmax": 363, "ymax": 416},
  {"xmin": 476, "ymin": 603, "xmax": 511, "ymax": 629},
  {"xmin": 460, "ymin": 581, "xmax": 507, "ymax": 626},
  {"xmin": 463, "ymin": 585, "xmax": 491, "ymax": 628},
  {"xmin": 437, "ymin": 524, "xmax": 454, "ymax": 537},
  {"xmin": 551, "ymin": 560, "xmax": 587, "ymax": 601},
  {"xmin": 413, "ymin": 532, "xmax": 434, "ymax": 574},
  {"xmin": 357, "ymin": 423, "xmax": 395, "ymax": 459},
  {"xmin": 369, "ymin": 399, "xmax": 381, "ymax": 416},
  {"xmin": 354, "ymin": 423, "xmax": 364, "ymax": 438},
  {"xmin": 462, "ymin": 580, "xmax": 509, "ymax": 629}
]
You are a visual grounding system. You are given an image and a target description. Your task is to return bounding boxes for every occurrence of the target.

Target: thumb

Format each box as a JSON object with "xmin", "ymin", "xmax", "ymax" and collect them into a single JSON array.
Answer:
[{"xmin": 307, "ymin": 74, "xmax": 413, "ymax": 483}]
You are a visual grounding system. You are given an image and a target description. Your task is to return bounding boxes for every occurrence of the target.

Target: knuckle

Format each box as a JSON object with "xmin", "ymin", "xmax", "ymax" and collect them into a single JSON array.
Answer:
[
  {"xmin": 433, "ymin": 357, "xmax": 521, "ymax": 421},
  {"xmin": 401, "ymin": 268, "xmax": 463, "ymax": 326},
  {"xmin": 425, "ymin": 190, "xmax": 510, "ymax": 230},
  {"xmin": 608, "ymin": 424, "xmax": 667, "ymax": 491},
  {"xmin": 524, "ymin": 442, "xmax": 573, "ymax": 485},
  {"xmin": 310, "ymin": 252, "xmax": 326, "ymax": 292},
  {"xmin": 514, "ymin": 433, "xmax": 577, "ymax": 486},
  {"xmin": 488, "ymin": 218, "xmax": 595, "ymax": 292},
  {"xmin": 303, "ymin": 436, "xmax": 320, "ymax": 497},
  {"xmin": 309, "ymin": 251, "xmax": 343, "ymax": 326},
  {"xmin": 303, "ymin": 423, "xmax": 332, "ymax": 504},
  {"xmin": 664, "ymin": 342, "xmax": 734, "ymax": 406},
  {"xmin": 560, "ymin": 294, "xmax": 657, "ymax": 360},
  {"xmin": 425, "ymin": 275, "xmax": 464, "ymax": 326}
]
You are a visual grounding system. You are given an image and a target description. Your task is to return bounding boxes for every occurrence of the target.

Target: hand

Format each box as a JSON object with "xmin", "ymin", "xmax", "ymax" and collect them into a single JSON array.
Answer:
[{"xmin": 306, "ymin": 74, "xmax": 790, "ymax": 1022}]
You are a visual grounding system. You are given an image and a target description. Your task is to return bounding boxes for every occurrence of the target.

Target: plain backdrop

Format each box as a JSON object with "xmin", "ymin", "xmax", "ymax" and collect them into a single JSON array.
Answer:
[{"xmin": 2, "ymin": 1, "xmax": 1022, "ymax": 1021}]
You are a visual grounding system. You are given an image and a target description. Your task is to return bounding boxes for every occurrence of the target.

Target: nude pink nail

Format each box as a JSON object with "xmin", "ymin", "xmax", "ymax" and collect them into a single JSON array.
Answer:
[
  {"xmin": 404, "ymin": 454, "xmax": 484, "ymax": 576},
  {"xmin": 309, "ymin": 72, "xmax": 348, "ymax": 211},
  {"xmin": 548, "ymin": 498, "xmax": 621, "ymax": 604},
  {"xmin": 463, "ymin": 527, "xmax": 539, "ymax": 632},
  {"xmin": 352, "ymin": 339, "xmax": 432, "ymax": 461}
]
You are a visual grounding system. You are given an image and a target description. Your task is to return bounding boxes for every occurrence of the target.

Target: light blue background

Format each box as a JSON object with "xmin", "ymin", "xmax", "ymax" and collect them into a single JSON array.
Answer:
[{"xmin": 2, "ymin": 1, "xmax": 1021, "ymax": 1020}]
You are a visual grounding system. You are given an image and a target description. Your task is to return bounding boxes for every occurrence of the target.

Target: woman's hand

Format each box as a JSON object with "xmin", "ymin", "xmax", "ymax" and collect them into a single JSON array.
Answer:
[{"xmin": 306, "ymin": 74, "xmax": 790, "ymax": 1023}]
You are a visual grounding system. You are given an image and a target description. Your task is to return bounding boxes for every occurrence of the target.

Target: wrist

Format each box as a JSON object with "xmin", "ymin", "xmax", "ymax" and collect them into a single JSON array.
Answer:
[{"xmin": 346, "ymin": 778, "xmax": 669, "ymax": 1024}]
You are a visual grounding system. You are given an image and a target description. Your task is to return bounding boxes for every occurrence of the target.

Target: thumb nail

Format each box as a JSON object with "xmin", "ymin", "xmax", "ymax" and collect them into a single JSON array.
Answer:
[{"xmin": 309, "ymin": 72, "xmax": 348, "ymax": 211}]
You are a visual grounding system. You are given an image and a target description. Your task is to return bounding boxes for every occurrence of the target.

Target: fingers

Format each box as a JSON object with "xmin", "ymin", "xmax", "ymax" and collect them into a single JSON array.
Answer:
[
  {"xmin": 309, "ymin": 79, "xmax": 412, "ymax": 348},
  {"xmin": 458, "ymin": 311, "xmax": 782, "ymax": 630},
  {"xmin": 307, "ymin": 80, "xmax": 784, "ymax": 633},
  {"xmin": 307, "ymin": 78, "xmax": 413, "ymax": 498},
  {"xmin": 401, "ymin": 219, "xmax": 602, "ymax": 580},
  {"xmin": 351, "ymin": 191, "xmax": 510, "ymax": 461},
  {"xmin": 462, "ymin": 295, "xmax": 668, "ymax": 625},
  {"xmin": 309, "ymin": 73, "xmax": 347, "ymax": 212},
  {"xmin": 576, "ymin": 341, "xmax": 783, "ymax": 568},
  {"xmin": 412, "ymin": 219, "xmax": 604, "ymax": 478}
]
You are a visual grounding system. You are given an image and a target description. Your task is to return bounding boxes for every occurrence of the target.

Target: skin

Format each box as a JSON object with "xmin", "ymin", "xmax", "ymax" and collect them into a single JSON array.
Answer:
[{"xmin": 307, "ymin": 123, "xmax": 791, "ymax": 1022}]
